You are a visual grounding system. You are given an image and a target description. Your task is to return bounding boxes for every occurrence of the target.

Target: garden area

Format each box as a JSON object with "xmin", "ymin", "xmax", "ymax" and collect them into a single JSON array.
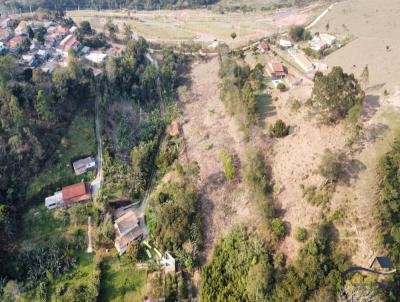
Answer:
[
  {"xmin": 100, "ymin": 255, "xmax": 147, "ymax": 302},
  {"xmin": 26, "ymin": 111, "xmax": 97, "ymax": 202}
]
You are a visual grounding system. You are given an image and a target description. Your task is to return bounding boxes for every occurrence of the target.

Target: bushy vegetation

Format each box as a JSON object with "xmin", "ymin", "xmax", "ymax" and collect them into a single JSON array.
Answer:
[
  {"xmin": 147, "ymin": 271, "xmax": 188, "ymax": 301},
  {"xmin": 295, "ymin": 227, "xmax": 308, "ymax": 242},
  {"xmin": 269, "ymin": 119, "xmax": 290, "ymax": 138},
  {"xmin": 376, "ymin": 136, "xmax": 400, "ymax": 300},
  {"xmin": 0, "ymin": 54, "xmax": 95, "ymax": 285},
  {"xmin": 218, "ymin": 55, "xmax": 261, "ymax": 132},
  {"xmin": 101, "ymin": 38, "xmax": 185, "ymax": 201},
  {"xmin": 201, "ymin": 222, "xmax": 348, "ymax": 302},
  {"xmin": 244, "ymin": 151, "xmax": 271, "ymax": 198},
  {"xmin": 289, "ymin": 25, "xmax": 311, "ymax": 42},
  {"xmin": 147, "ymin": 163, "xmax": 202, "ymax": 270},
  {"xmin": 219, "ymin": 149, "xmax": 236, "ymax": 181},
  {"xmin": 2, "ymin": 0, "xmax": 219, "ymax": 11},
  {"xmin": 200, "ymin": 226, "xmax": 274, "ymax": 302},
  {"xmin": 308, "ymin": 67, "xmax": 365, "ymax": 123}
]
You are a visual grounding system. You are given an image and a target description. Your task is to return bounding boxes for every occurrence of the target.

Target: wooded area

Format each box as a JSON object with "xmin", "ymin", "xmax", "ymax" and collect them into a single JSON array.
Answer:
[{"xmin": 1, "ymin": 0, "xmax": 219, "ymax": 11}]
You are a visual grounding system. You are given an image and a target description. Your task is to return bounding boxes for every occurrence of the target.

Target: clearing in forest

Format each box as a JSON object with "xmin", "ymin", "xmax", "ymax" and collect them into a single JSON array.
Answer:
[{"xmin": 179, "ymin": 56, "xmax": 257, "ymax": 260}]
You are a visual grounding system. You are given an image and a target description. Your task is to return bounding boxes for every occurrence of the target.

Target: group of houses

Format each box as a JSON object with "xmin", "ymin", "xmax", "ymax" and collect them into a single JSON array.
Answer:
[
  {"xmin": 45, "ymin": 156, "xmax": 96, "ymax": 209},
  {"xmin": 259, "ymin": 32, "xmax": 336, "ymax": 76},
  {"xmin": 0, "ymin": 16, "xmax": 110, "ymax": 73}
]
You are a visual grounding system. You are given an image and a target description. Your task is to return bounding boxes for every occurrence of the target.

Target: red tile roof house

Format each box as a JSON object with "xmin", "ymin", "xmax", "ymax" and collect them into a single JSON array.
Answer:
[
  {"xmin": 59, "ymin": 34, "xmax": 81, "ymax": 56},
  {"xmin": 266, "ymin": 62, "xmax": 287, "ymax": 79},
  {"xmin": 7, "ymin": 35, "xmax": 24, "ymax": 49},
  {"xmin": 45, "ymin": 32, "xmax": 62, "ymax": 48},
  {"xmin": 0, "ymin": 18, "xmax": 10, "ymax": 29},
  {"xmin": 0, "ymin": 28, "xmax": 11, "ymax": 41},
  {"xmin": 45, "ymin": 182, "xmax": 92, "ymax": 209},
  {"xmin": 62, "ymin": 182, "xmax": 92, "ymax": 206}
]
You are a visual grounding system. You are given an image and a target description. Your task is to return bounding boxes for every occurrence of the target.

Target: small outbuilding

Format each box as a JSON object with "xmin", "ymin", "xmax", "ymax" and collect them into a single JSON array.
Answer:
[
  {"xmin": 85, "ymin": 51, "xmax": 108, "ymax": 64},
  {"xmin": 369, "ymin": 256, "xmax": 395, "ymax": 272},
  {"xmin": 45, "ymin": 191, "xmax": 63, "ymax": 209},
  {"xmin": 73, "ymin": 157, "xmax": 96, "ymax": 175},
  {"xmin": 279, "ymin": 39, "xmax": 292, "ymax": 48}
]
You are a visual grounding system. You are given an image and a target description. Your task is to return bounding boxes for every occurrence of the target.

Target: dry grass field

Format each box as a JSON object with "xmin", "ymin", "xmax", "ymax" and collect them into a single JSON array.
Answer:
[
  {"xmin": 67, "ymin": 2, "xmax": 326, "ymax": 46},
  {"xmin": 249, "ymin": 0, "xmax": 400, "ymax": 265}
]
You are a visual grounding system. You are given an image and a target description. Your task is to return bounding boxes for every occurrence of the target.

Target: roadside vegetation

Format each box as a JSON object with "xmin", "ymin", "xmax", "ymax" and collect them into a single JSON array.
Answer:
[{"xmin": 376, "ymin": 135, "xmax": 400, "ymax": 300}]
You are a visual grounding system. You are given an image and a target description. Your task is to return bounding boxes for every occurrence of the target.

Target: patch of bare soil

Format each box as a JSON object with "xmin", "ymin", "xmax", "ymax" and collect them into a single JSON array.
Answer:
[{"xmin": 179, "ymin": 56, "xmax": 256, "ymax": 261}]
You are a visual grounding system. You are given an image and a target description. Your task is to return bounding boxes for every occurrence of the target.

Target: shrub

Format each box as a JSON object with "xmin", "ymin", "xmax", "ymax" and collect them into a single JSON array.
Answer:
[
  {"xmin": 289, "ymin": 25, "xmax": 311, "ymax": 42},
  {"xmin": 271, "ymin": 218, "xmax": 286, "ymax": 240},
  {"xmin": 219, "ymin": 149, "xmax": 236, "ymax": 181},
  {"xmin": 126, "ymin": 241, "xmax": 141, "ymax": 264},
  {"xmin": 295, "ymin": 227, "xmax": 308, "ymax": 242},
  {"xmin": 277, "ymin": 82, "xmax": 286, "ymax": 91},
  {"xmin": 301, "ymin": 184, "xmax": 334, "ymax": 206},
  {"xmin": 269, "ymin": 119, "xmax": 290, "ymax": 138},
  {"xmin": 244, "ymin": 151, "xmax": 270, "ymax": 196}
]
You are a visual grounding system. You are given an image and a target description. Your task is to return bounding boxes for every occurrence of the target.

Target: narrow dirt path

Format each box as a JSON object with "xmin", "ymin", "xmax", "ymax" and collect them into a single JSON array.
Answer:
[
  {"xmin": 87, "ymin": 216, "xmax": 93, "ymax": 253},
  {"xmin": 180, "ymin": 57, "xmax": 254, "ymax": 261}
]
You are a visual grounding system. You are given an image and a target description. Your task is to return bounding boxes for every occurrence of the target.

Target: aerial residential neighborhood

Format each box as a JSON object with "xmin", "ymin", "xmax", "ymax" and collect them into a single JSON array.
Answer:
[{"xmin": 0, "ymin": 0, "xmax": 400, "ymax": 301}]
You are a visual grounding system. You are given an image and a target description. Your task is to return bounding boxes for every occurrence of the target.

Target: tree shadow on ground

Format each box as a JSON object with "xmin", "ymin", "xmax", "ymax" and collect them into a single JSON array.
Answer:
[
  {"xmin": 363, "ymin": 94, "xmax": 380, "ymax": 122},
  {"xmin": 340, "ymin": 157, "xmax": 367, "ymax": 185},
  {"xmin": 364, "ymin": 123, "xmax": 389, "ymax": 143},
  {"xmin": 256, "ymin": 93, "xmax": 275, "ymax": 128}
]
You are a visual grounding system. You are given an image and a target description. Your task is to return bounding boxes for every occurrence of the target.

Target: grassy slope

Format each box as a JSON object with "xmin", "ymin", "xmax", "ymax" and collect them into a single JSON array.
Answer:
[
  {"xmin": 26, "ymin": 110, "xmax": 97, "ymax": 201},
  {"xmin": 19, "ymin": 203, "xmax": 147, "ymax": 301},
  {"xmin": 100, "ymin": 256, "xmax": 147, "ymax": 302}
]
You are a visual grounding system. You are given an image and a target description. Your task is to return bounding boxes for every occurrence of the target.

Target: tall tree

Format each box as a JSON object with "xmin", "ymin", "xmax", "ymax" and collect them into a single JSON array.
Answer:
[{"xmin": 309, "ymin": 67, "xmax": 365, "ymax": 123}]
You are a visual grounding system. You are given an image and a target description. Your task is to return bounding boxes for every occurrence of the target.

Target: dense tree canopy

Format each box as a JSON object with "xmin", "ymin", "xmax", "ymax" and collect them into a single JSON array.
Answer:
[
  {"xmin": 1, "ymin": 0, "xmax": 219, "ymax": 11},
  {"xmin": 376, "ymin": 136, "xmax": 400, "ymax": 300},
  {"xmin": 309, "ymin": 67, "xmax": 365, "ymax": 123},
  {"xmin": 201, "ymin": 223, "xmax": 349, "ymax": 302}
]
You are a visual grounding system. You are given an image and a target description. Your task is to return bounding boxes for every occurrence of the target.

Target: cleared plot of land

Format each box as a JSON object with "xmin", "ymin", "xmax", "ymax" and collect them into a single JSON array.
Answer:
[
  {"xmin": 26, "ymin": 112, "xmax": 96, "ymax": 201},
  {"xmin": 245, "ymin": 0, "xmax": 400, "ymax": 265},
  {"xmin": 68, "ymin": 3, "xmax": 324, "ymax": 46},
  {"xmin": 179, "ymin": 56, "xmax": 257, "ymax": 260},
  {"xmin": 310, "ymin": 0, "xmax": 400, "ymax": 266}
]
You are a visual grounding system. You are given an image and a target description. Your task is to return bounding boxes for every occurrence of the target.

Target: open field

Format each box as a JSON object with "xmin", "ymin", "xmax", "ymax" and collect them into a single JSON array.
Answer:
[
  {"xmin": 100, "ymin": 256, "xmax": 147, "ymax": 302},
  {"xmin": 310, "ymin": 0, "xmax": 400, "ymax": 266},
  {"xmin": 240, "ymin": 0, "xmax": 400, "ymax": 265},
  {"xmin": 67, "ymin": 2, "xmax": 326, "ymax": 47},
  {"xmin": 179, "ymin": 56, "xmax": 259, "ymax": 260},
  {"xmin": 26, "ymin": 111, "xmax": 96, "ymax": 201}
]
